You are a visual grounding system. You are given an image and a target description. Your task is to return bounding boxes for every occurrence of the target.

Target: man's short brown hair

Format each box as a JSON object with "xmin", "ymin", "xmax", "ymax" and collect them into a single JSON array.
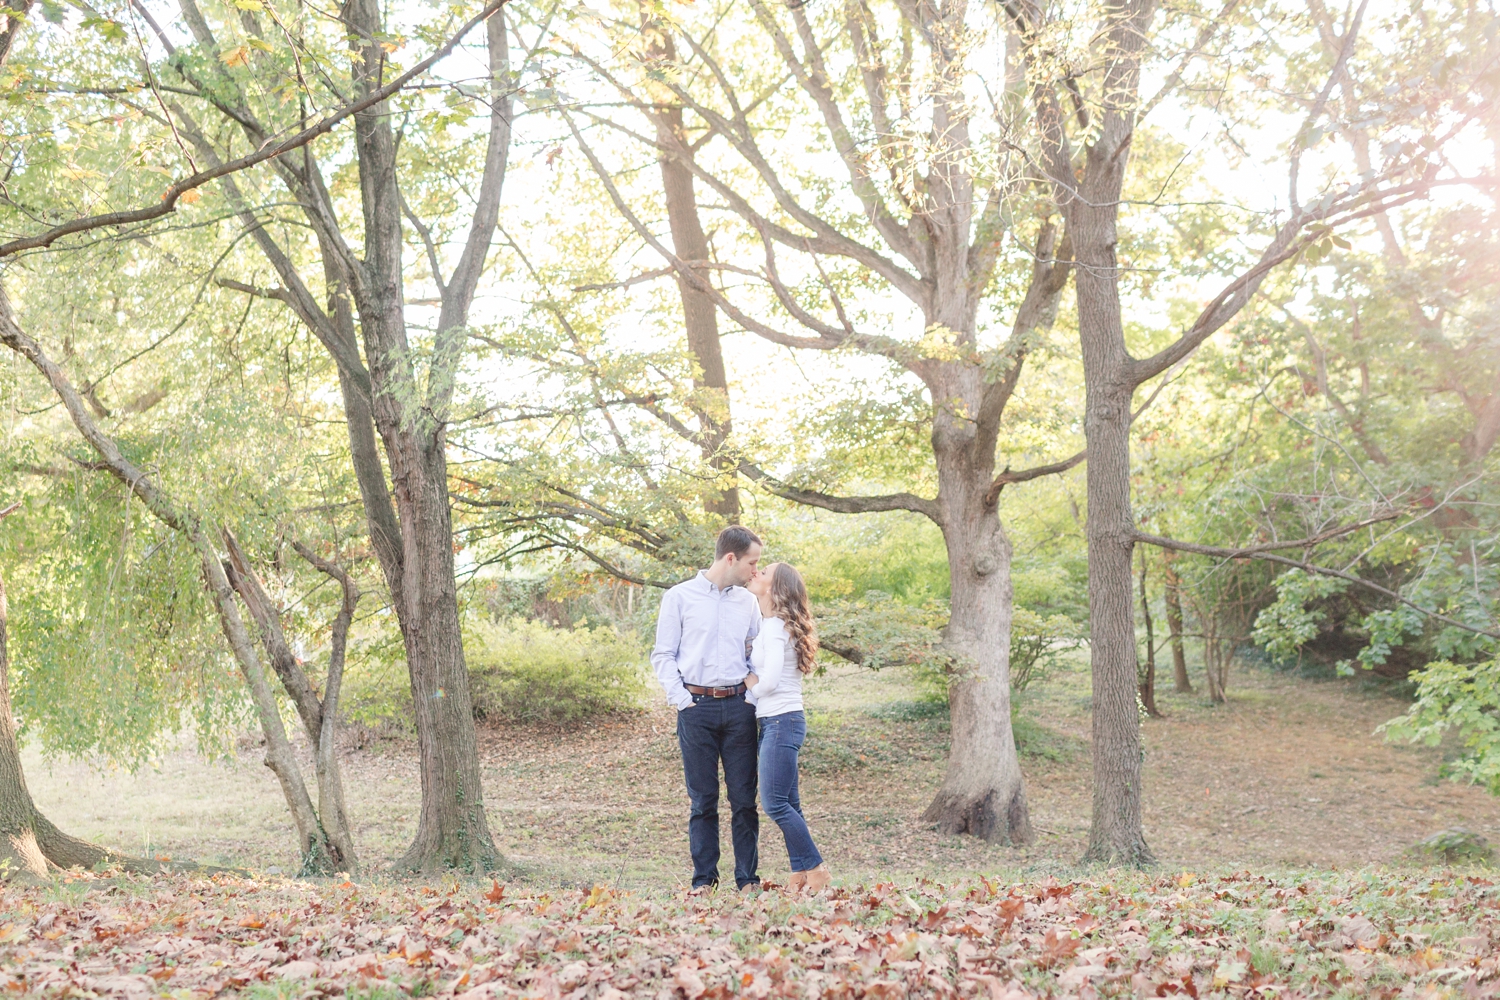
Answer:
[{"xmin": 715, "ymin": 525, "xmax": 762, "ymax": 560}]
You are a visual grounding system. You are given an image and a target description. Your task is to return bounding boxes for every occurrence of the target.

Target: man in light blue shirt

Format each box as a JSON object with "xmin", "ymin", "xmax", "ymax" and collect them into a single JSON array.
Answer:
[{"xmin": 651, "ymin": 525, "xmax": 763, "ymax": 890}]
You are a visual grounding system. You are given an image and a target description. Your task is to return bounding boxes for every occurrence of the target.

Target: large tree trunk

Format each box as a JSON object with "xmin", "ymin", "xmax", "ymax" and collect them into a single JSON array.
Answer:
[
  {"xmin": 1079, "ymin": 372, "xmax": 1152, "ymax": 864},
  {"xmin": 647, "ymin": 28, "xmax": 738, "ymax": 522},
  {"xmin": 394, "ymin": 444, "xmax": 497, "ymax": 871},
  {"xmin": 920, "ymin": 390, "xmax": 1033, "ymax": 845},
  {"xmin": 1060, "ymin": 0, "xmax": 1157, "ymax": 867},
  {"xmin": 1074, "ymin": 165, "xmax": 1153, "ymax": 861},
  {"xmin": 345, "ymin": 0, "xmax": 500, "ymax": 871}
]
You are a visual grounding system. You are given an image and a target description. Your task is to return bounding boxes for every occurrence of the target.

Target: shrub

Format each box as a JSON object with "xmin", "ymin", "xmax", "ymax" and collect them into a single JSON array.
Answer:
[
  {"xmin": 814, "ymin": 591, "xmax": 1085, "ymax": 702},
  {"xmin": 466, "ymin": 619, "xmax": 649, "ymax": 725},
  {"xmin": 1009, "ymin": 607, "xmax": 1088, "ymax": 692}
]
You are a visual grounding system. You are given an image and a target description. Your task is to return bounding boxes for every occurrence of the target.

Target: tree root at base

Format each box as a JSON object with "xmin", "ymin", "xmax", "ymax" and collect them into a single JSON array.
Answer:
[
  {"xmin": 922, "ymin": 786, "xmax": 1035, "ymax": 846},
  {"xmin": 2, "ymin": 811, "xmax": 244, "ymax": 883}
]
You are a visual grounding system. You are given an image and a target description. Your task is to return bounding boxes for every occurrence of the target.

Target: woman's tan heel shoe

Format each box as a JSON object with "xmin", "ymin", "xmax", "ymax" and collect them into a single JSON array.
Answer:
[
  {"xmin": 784, "ymin": 870, "xmax": 808, "ymax": 893},
  {"xmin": 801, "ymin": 863, "xmax": 831, "ymax": 893}
]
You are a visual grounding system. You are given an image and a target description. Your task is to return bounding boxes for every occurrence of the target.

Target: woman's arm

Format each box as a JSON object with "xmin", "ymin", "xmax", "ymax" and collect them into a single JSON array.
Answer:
[{"xmin": 753, "ymin": 619, "xmax": 788, "ymax": 697}]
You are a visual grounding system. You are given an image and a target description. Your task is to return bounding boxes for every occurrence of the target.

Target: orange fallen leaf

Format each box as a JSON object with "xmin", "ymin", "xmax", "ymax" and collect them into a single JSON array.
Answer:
[{"xmin": 1039, "ymin": 926, "xmax": 1081, "ymax": 967}]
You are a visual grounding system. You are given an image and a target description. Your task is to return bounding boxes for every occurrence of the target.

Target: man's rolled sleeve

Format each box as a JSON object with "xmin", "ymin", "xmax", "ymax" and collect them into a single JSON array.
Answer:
[{"xmin": 651, "ymin": 588, "xmax": 694, "ymax": 710}]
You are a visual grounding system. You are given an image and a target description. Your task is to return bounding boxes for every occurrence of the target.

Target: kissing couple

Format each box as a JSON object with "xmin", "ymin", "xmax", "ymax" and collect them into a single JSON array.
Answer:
[{"xmin": 650, "ymin": 526, "xmax": 831, "ymax": 894}]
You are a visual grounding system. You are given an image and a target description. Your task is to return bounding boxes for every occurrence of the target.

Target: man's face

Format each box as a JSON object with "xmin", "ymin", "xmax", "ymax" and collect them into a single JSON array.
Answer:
[{"xmin": 726, "ymin": 542, "xmax": 763, "ymax": 587}]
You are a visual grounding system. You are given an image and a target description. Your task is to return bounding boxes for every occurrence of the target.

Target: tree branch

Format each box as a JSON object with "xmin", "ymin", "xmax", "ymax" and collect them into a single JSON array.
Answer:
[
  {"xmin": 0, "ymin": 0, "xmax": 511, "ymax": 258},
  {"xmin": 222, "ymin": 528, "xmax": 324, "ymax": 741},
  {"xmin": 737, "ymin": 458, "xmax": 940, "ymax": 522},
  {"xmin": 1134, "ymin": 529, "xmax": 1498, "ymax": 640},
  {"xmin": 428, "ymin": 7, "xmax": 513, "ymax": 416},
  {"xmin": 984, "ymin": 448, "xmax": 1087, "ymax": 507}
]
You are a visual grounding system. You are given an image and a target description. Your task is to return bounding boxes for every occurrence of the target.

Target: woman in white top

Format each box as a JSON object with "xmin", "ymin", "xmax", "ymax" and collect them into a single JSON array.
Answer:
[{"xmin": 746, "ymin": 562, "xmax": 830, "ymax": 893}]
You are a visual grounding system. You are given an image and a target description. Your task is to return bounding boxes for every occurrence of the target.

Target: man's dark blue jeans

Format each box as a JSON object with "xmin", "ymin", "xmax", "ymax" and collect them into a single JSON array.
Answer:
[{"xmin": 676, "ymin": 692, "xmax": 759, "ymax": 889}]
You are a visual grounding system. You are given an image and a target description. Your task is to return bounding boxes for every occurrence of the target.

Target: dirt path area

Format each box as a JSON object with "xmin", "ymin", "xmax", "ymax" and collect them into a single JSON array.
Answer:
[
  {"xmin": 21, "ymin": 661, "xmax": 1498, "ymax": 883},
  {"xmin": 1023, "ymin": 662, "xmax": 1500, "ymax": 867}
]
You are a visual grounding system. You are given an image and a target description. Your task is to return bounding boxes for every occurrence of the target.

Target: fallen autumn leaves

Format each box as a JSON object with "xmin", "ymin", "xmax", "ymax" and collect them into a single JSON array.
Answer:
[{"xmin": 0, "ymin": 869, "xmax": 1496, "ymax": 998}]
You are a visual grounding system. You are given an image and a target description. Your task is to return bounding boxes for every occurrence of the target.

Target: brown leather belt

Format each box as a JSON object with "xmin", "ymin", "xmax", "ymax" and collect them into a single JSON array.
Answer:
[{"xmin": 685, "ymin": 683, "xmax": 747, "ymax": 698}]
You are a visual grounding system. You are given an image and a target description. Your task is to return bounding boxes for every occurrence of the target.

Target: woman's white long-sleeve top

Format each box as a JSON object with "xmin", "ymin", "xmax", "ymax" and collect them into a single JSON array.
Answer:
[{"xmin": 748, "ymin": 616, "xmax": 803, "ymax": 718}]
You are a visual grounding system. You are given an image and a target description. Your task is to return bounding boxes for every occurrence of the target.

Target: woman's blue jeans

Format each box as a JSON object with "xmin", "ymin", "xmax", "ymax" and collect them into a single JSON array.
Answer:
[{"xmin": 757, "ymin": 711, "xmax": 823, "ymax": 872}]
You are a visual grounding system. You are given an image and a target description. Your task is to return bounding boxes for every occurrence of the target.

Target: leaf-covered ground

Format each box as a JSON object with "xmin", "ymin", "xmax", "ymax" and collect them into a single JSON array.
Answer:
[{"xmin": 3, "ymin": 867, "xmax": 1498, "ymax": 999}]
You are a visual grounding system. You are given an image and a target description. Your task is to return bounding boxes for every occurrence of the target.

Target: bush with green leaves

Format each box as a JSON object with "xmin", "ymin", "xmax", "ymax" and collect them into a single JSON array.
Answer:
[
  {"xmin": 466, "ymin": 619, "xmax": 649, "ymax": 725},
  {"xmin": 341, "ymin": 619, "xmax": 649, "ymax": 727},
  {"xmin": 1381, "ymin": 657, "xmax": 1500, "ymax": 792},
  {"xmin": 814, "ymin": 591, "xmax": 1083, "ymax": 701},
  {"xmin": 1251, "ymin": 570, "xmax": 1350, "ymax": 664},
  {"xmin": 1009, "ymin": 607, "xmax": 1088, "ymax": 692}
]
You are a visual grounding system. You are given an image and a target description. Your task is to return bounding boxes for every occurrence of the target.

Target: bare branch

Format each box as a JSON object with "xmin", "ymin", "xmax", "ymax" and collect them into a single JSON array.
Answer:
[
  {"xmin": 984, "ymin": 448, "xmax": 1086, "ymax": 507},
  {"xmin": 749, "ymin": 0, "xmax": 920, "ymax": 269},
  {"xmin": 1139, "ymin": 0, "xmax": 1242, "ymax": 121},
  {"xmin": 1289, "ymin": 0, "xmax": 1370, "ymax": 209},
  {"xmin": 1128, "ymin": 182, "xmax": 1432, "ymax": 385},
  {"xmin": 561, "ymin": 110, "xmax": 907, "ymax": 362},
  {"xmin": 737, "ymin": 458, "xmax": 940, "ymax": 522},
  {"xmin": 572, "ymin": 266, "xmax": 673, "ymax": 292},
  {"xmin": 429, "ymin": 8, "xmax": 513, "ymax": 415},
  {"xmin": 222, "ymin": 528, "xmax": 324, "ymax": 740}
]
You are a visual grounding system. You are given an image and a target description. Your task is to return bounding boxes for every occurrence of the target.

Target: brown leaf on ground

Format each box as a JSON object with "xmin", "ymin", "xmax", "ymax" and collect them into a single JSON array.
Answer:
[{"xmin": 1039, "ymin": 927, "xmax": 1082, "ymax": 967}]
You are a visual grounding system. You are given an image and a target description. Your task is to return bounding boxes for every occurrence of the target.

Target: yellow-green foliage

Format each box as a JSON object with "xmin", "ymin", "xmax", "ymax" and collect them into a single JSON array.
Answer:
[
  {"xmin": 340, "ymin": 619, "xmax": 650, "ymax": 727},
  {"xmin": 467, "ymin": 619, "xmax": 650, "ymax": 725}
]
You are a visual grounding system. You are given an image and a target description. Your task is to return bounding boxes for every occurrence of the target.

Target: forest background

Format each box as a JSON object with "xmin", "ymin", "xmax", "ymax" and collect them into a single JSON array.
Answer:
[{"xmin": 0, "ymin": 0, "xmax": 1495, "ymax": 890}]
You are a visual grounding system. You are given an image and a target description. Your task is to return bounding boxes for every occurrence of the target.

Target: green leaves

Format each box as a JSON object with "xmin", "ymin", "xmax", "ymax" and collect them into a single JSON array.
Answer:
[
  {"xmin": 79, "ymin": 15, "xmax": 125, "ymax": 42},
  {"xmin": 1300, "ymin": 226, "xmax": 1352, "ymax": 265},
  {"xmin": 1251, "ymin": 570, "xmax": 1349, "ymax": 664},
  {"xmin": 1382, "ymin": 658, "xmax": 1500, "ymax": 793}
]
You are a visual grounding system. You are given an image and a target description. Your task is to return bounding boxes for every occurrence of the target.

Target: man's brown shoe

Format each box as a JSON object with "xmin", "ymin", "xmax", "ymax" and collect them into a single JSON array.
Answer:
[{"xmin": 784, "ymin": 870, "xmax": 808, "ymax": 894}]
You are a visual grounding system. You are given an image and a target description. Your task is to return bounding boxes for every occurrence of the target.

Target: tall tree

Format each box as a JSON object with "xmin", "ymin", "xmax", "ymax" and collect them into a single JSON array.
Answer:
[
  {"xmin": 643, "ymin": 18, "xmax": 739, "ymax": 523},
  {"xmin": 0, "ymin": 0, "xmax": 513, "ymax": 871},
  {"xmin": 139, "ymin": 0, "xmax": 516, "ymax": 869},
  {"xmin": 0, "ymin": 291, "xmax": 355, "ymax": 872},
  {"xmin": 560, "ymin": 0, "xmax": 1079, "ymax": 841},
  {"xmin": 1009, "ymin": 0, "xmax": 1489, "ymax": 861}
]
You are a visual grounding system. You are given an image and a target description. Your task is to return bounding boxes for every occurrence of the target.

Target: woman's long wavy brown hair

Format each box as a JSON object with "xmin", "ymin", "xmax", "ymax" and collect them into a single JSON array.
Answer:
[{"xmin": 768, "ymin": 563, "xmax": 818, "ymax": 674}]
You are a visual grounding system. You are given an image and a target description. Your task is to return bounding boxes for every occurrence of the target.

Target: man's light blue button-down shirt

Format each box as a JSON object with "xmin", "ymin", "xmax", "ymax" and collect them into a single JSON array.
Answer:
[{"xmin": 651, "ymin": 571, "xmax": 761, "ymax": 710}]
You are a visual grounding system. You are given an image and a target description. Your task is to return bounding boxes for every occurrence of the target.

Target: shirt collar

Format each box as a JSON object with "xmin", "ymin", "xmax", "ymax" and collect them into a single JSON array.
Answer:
[{"xmin": 696, "ymin": 569, "xmax": 734, "ymax": 594}]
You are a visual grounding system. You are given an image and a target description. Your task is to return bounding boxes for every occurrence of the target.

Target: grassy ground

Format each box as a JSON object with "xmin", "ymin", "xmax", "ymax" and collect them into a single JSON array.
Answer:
[{"xmin": 21, "ymin": 657, "xmax": 1500, "ymax": 886}]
